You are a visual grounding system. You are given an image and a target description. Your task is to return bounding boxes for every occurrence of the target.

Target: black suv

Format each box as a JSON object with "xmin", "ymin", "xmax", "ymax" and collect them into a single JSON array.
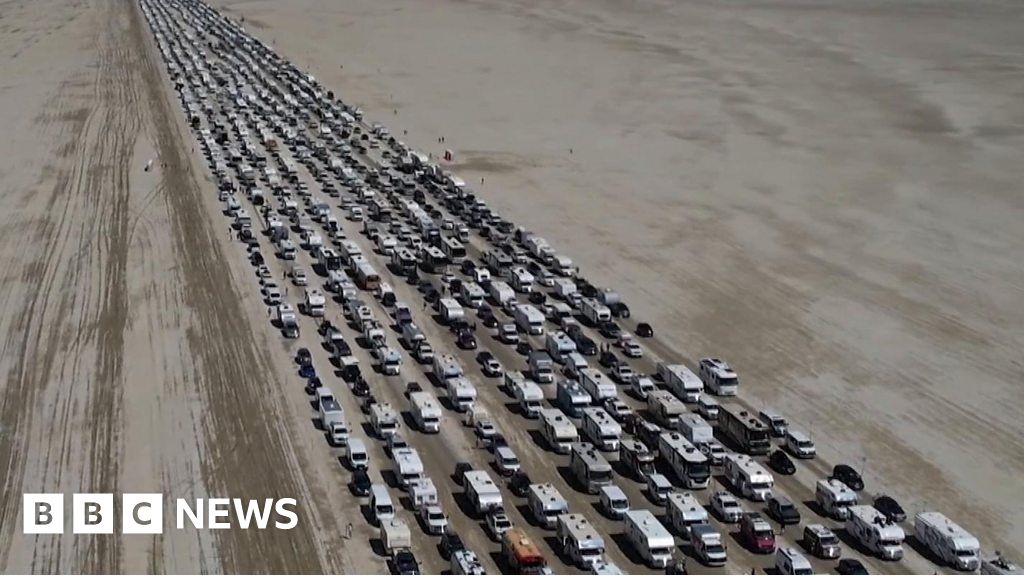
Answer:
[{"xmin": 767, "ymin": 495, "xmax": 801, "ymax": 525}]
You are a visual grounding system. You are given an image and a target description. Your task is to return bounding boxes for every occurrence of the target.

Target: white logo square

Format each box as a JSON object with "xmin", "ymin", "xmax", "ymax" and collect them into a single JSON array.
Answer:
[
  {"xmin": 72, "ymin": 493, "xmax": 114, "ymax": 534},
  {"xmin": 23, "ymin": 494, "xmax": 63, "ymax": 534},
  {"xmin": 122, "ymin": 493, "xmax": 163, "ymax": 534}
]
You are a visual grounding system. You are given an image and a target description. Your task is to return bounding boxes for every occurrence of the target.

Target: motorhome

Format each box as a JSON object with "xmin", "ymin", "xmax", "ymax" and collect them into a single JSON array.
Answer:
[
  {"xmin": 666, "ymin": 492, "xmax": 708, "ymax": 537},
  {"xmin": 409, "ymin": 391, "xmax": 442, "ymax": 433},
  {"xmin": 581, "ymin": 407, "xmax": 622, "ymax": 452},
  {"xmin": 816, "ymin": 478, "xmax": 858, "ymax": 520},
  {"xmin": 509, "ymin": 266, "xmax": 534, "ymax": 293},
  {"xmin": 528, "ymin": 351, "xmax": 555, "ymax": 384},
  {"xmin": 570, "ymin": 442, "xmax": 614, "ymax": 494},
  {"xmin": 432, "ymin": 354, "xmax": 463, "ymax": 382},
  {"xmin": 846, "ymin": 505, "xmax": 905, "ymax": 561},
  {"xmin": 464, "ymin": 470, "xmax": 503, "ymax": 515},
  {"xmin": 400, "ymin": 322, "xmax": 425, "ymax": 350},
  {"xmin": 691, "ymin": 523, "xmax": 728, "ymax": 567},
  {"xmin": 556, "ymin": 380, "xmax": 591, "ymax": 418},
  {"xmin": 374, "ymin": 345, "xmax": 402, "ymax": 376},
  {"xmin": 370, "ymin": 403, "xmax": 400, "ymax": 438},
  {"xmin": 355, "ymin": 261, "xmax": 380, "ymax": 290},
  {"xmin": 302, "ymin": 288, "xmax": 326, "ymax": 317},
  {"xmin": 459, "ymin": 281, "xmax": 486, "ymax": 309},
  {"xmin": 677, "ymin": 413, "xmax": 715, "ymax": 446},
  {"xmin": 579, "ymin": 298, "xmax": 611, "ymax": 327},
  {"xmin": 648, "ymin": 390, "xmax": 687, "ymax": 428},
  {"xmin": 511, "ymin": 376, "xmax": 544, "ymax": 418},
  {"xmin": 619, "ymin": 439, "xmax": 656, "ymax": 480},
  {"xmin": 552, "ymin": 277, "xmax": 577, "ymax": 299},
  {"xmin": 545, "ymin": 331, "xmax": 577, "ymax": 363},
  {"xmin": 624, "ymin": 509, "xmax": 674, "ymax": 569},
  {"xmin": 489, "ymin": 280, "xmax": 515, "ymax": 306},
  {"xmin": 409, "ymin": 477, "xmax": 438, "ymax": 511},
  {"xmin": 657, "ymin": 362, "xmax": 703, "ymax": 403},
  {"xmin": 718, "ymin": 404, "xmax": 771, "ymax": 455},
  {"xmin": 540, "ymin": 408, "xmax": 578, "ymax": 454},
  {"xmin": 440, "ymin": 236, "xmax": 466, "ymax": 262},
  {"xmin": 698, "ymin": 357, "xmax": 739, "ymax": 396},
  {"xmin": 514, "ymin": 304, "xmax": 545, "ymax": 335},
  {"xmin": 914, "ymin": 512, "xmax": 981, "ymax": 571},
  {"xmin": 579, "ymin": 368, "xmax": 617, "ymax": 403},
  {"xmin": 439, "ymin": 297, "xmax": 465, "ymax": 325},
  {"xmin": 502, "ymin": 528, "xmax": 549, "ymax": 575},
  {"xmin": 528, "ymin": 483, "xmax": 569, "ymax": 529},
  {"xmin": 724, "ymin": 454, "xmax": 774, "ymax": 501},
  {"xmin": 658, "ymin": 432, "xmax": 711, "ymax": 489},
  {"xmin": 697, "ymin": 394, "xmax": 720, "ymax": 421},
  {"xmin": 446, "ymin": 377, "xmax": 477, "ymax": 412},
  {"xmin": 556, "ymin": 514, "xmax": 606, "ymax": 570},
  {"xmin": 393, "ymin": 447, "xmax": 425, "ymax": 490}
]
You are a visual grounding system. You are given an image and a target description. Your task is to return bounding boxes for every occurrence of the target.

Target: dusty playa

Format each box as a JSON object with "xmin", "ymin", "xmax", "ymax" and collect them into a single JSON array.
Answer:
[{"xmin": 214, "ymin": 0, "xmax": 1024, "ymax": 555}]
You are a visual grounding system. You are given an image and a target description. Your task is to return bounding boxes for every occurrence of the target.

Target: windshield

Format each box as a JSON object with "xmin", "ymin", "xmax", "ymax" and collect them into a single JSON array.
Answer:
[
  {"xmin": 689, "ymin": 464, "xmax": 711, "ymax": 478},
  {"xmin": 820, "ymin": 535, "xmax": 839, "ymax": 545},
  {"xmin": 591, "ymin": 470, "xmax": 613, "ymax": 483},
  {"xmin": 377, "ymin": 505, "xmax": 394, "ymax": 515},
  {"xmin": 428, "ymin": 512, "xmax": 445, "ymax": 521},
  {"xmin": 706, "ymin": 545, "xmax": 725, "ymax": 555},
  {"xmin": 750, "ymin": 482, "xmax": 772, "ymax": 491},
  {"xmin": 880, "ymin": 539, "xmax": 903, "ymax": 547},
  {"xmin": 721, "ymin": 376, "xmax": 738, "ymax": 386},
  {"xmin": 956, "ymin": 550, "xmax": 977, "ymax": 558},
  {"xmin": 581, "ymin": 548, "xmax": 603, "ymax": 557},
  {"xmin": 649, "ymin": 547, "xmax": 671, "ymax": 557}
]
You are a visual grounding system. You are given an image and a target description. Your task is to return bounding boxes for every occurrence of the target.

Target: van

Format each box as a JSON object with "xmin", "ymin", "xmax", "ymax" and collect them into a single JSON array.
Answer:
[
  {"xmin": 785, "ymin": 429, "xmax": 816, "ymax": 458},
  {"xmin": 646, "ymin": 473, "xmax": 673, "ymax": 505},
  {"xmin": 369, "ymin": 484, "xmax": 395, "ymax": 525},
  {"xmin": 599, "ymin": 485, "xmax": 630, "ymax": 519},
  {"xmin": 776, "ymin": 547, "xmax": 813, "ymax": 575},
  {"xmin": 347, "ymin": 438, "xmax": 369, "ymax": 470},
  {"xmin": 802, "ymin": 524, "xmax": 841, "ymax": 559}
]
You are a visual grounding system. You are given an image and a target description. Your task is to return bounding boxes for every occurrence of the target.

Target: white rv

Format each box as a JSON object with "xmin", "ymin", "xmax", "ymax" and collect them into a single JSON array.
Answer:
[
  {"xmin": 657, "ymin": 362, "xmax": 703, "ymax": 403},
  {"xmin": 658, "ymin": 432, "xmax": 711, "ymax": 490},
  {"xmin": 724, "ymin": 454, "xmax": 774, "ymax": 501},
  {"xmin": 570, "ymin": 442, "xmax": 614, "ymax": 494},
  {"xmin": 370, "ymin": 403, "xmax": 400, "ymax": 438},
  {"xmin": 510, "ymin": 374, "xmax": 544, "ymax": 418},
  {"xmin": 846, "ymin": 505, "xmax": 905, "ymax": 561},
  {"xmin": 666, "ymin": 492, "xmax": 708, "ymax": 537},
  {"xmin": 432, "ymin": 354, "xmax": 463, "ymax": 381},
  {"xmin": 580, "ymin": 298, "xmax": 611, "ymax": 325},
  {"xmin": 540, "ymin": 408, "xmax": 578, "ymax": 454},
  {"xmin": 393, "ymin": 447, "xmax": 424, "ymax": 490},
  {"xmin": 648, "ymin": 390, "xmax": 687, "ymax": 428},
  {"xmin": 409, "ymin": 391, "xmax": 442, "ymax": 433},
  {"xmin": 528, "ymin": 483, "xmax": 569, "ymax": 529},
  {"xmin": 816, "ymin": 478, "xmax": 858, "ymax": 520},
  {"xmin": 581, "ymin": 407, "xmax": 622, "ymax": 452},
  {"xmin": 546, "ymin": 331, "xmax": 577, "ymax": 363},
  {"xmin": 579, "ymin": 368, "xmax": 617, "ymax": 403},
  {"xmin": 914, "ymin": 512, "xmax": 980, "ymax": 571},
  {"xmin": 464, "ymin": 470, "xmax": 503, "ymax": 515},
  {"xmin": 488, "ymin": 280, "xmax": 515, "ymax": 306},
  {"xmin": 556, "ymin": 514, "xmax": 605, "ymax": 569},
  {"xmin": 446, "ymin": 377, "xmax": 477, "ymax": 412},
  {"xmin": 514, "ymin": 304, "xmax": 545, "ymax": 335},
  {"xmin": 624, "ymin": 509, "xmax": 674, "ymax": 569},
  {"xmin": 698, "ymin": 357, "xmax": 739, "ymax": 396}
]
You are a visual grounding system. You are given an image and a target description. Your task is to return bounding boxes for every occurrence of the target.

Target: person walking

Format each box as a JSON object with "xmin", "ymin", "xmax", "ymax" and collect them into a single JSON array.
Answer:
[{"xmin": 346, "ymin": 522, "xmax": 353, "ymax": 539}]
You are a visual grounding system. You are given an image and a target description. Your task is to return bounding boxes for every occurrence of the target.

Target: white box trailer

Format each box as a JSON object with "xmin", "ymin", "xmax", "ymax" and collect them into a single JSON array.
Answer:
[
  {"xmin": 657, "ymin": 362, "xmax": 703, "ymax": 402},
  {"xmin": 380, "ymin": 518, "xmax": 411, "ymax": 554},
  {"xmin": 846, "ymin": 505, "xmax": 905, "ymax": 561},
  {"xmin": 552, "ymin": 277, "xmax": 577, "ymax": 299},
  {"xmin": 409, "ymin": 391, "xmax": 442, "ymax": 433},
  {"xmin": 677, "ymin": 413, "xmax": 715, "ymax": 445},
  {"xmin": 914, "ymin": 511, "xmax": 981, "ymax": 571},
  {"xmin": 724, "ymin": 454, "xmax": 774, "ymax": 501},
  {"xmin": 581, "ymin": 407, "xmax": 622, "ymax": 452},
  {"xmin": 489, "ymin": 280, "xmax": 515, "ymax": 305},
  {"xmin": 317, "ymin": 388, "xmax": 349, "ymax": 446},
  {"xmin": 556, "ymin": 513, "xmax": 605, "ymax": 570},
  {"xmin": 579, "ymin": 368, "xmax": 617, "ymax": 403},
  {"xmin": 624, "ymin": 509, "xmax": 674, "ymax": 568},
  {"xmin": 528, "ymin": 483, "xmax": 569, "ymax": 528},
  {"xmin": 666, "ymin": 492, "xmax": 708, "ymax": 537},
  {"xmin": 464, "ymin": 470, "xmax": 503, "ymax": 515}
]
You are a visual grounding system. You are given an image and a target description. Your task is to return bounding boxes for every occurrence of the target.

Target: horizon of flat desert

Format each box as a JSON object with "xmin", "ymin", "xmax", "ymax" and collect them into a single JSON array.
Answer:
[{"xmin": 213, "ymin": 0, "xmax": 1024, "ymax": 556}]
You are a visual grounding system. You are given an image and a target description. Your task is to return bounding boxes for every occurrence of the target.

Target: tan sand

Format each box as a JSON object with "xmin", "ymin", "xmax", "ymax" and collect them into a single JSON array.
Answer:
[{"xmin": 213, "ymin": 0, "xmax": 1024, "ymax": 557}]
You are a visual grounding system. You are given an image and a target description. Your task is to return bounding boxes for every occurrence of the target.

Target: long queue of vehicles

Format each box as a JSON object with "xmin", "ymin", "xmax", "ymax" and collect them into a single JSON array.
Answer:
[{"xmin": 140, "ymin": 0, "xmax": 1012, "ymax": 574}]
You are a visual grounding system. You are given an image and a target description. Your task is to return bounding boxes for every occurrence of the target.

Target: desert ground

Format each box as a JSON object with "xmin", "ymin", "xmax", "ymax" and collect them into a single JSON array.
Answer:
[
  {"xmin": 0, "ymin": 0, "xmax": 1020, "ymax": 572},
  {"xmin": 214, "ymin": 0, "xmax": 1024, "ymax": 557}
]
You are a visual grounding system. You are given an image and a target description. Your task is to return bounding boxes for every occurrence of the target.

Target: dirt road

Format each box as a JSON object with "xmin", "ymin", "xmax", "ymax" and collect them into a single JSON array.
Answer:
[{"xmin": 0, "ymin": 0, "xmax": 360, "ymax": 571}]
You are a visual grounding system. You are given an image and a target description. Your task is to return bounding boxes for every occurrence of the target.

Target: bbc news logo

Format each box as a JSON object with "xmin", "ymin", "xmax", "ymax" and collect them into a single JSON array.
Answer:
[{"xmin": 23, "ymin": 494, "xmax": 298, "ymax": 534}]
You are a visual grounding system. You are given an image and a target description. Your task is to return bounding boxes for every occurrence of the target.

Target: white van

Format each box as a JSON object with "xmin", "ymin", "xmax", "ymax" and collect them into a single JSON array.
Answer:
[
  {"xmin": 776, "ymin": 547, "xmax": 813, "ymax": 575},
  {"xmin": 785, "ymin": 429, "xmax": 816, "ymax": 458},
  {"xmin": 347, "ymin": 438, "xmax": 368, "ymax": 470},
  {"xmin": 369, "ymin": 484, "xmax": 395, "ymax": 525}
]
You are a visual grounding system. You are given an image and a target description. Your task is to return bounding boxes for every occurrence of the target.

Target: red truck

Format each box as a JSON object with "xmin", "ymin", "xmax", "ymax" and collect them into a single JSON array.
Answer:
[{"xmin": 740, "ymin": 512, "xmax": 777, "ymax": 554}]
